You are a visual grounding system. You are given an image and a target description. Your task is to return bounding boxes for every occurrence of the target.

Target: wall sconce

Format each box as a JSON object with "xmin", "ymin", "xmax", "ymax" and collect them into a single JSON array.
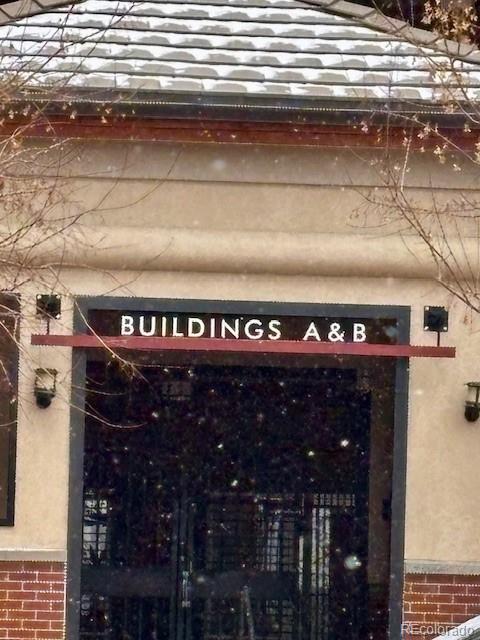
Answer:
[
  {"xmin": 36, "ymin": 294, "xmax": 61, "ymax": 320},
  {"xmin": 424, "ymin": 306, "xmax": 449, "ymax": 333},
  {"xmin": 465, "ymin": 381, "xmax": 480, "ymax": 422},
  {"xmin": 34, "ymin": 368, "xmax": 57, "ymax": 409}
]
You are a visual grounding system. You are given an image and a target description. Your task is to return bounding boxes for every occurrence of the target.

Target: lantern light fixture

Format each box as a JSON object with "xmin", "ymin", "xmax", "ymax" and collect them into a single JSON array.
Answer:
[
  {"xmin": 36, "ymin": 294, "xmax": 61, "ymax": 320},
  {"xmin": 465, "ymin": 381, "xmax": 480, "ymax": 422},
  {"xmin": 34, "ymin": 368, "xmax": 58, "ymax": 409},
  {"xmin": 424, "ymin": 306, "xmax": 448, "ymax": 333}
]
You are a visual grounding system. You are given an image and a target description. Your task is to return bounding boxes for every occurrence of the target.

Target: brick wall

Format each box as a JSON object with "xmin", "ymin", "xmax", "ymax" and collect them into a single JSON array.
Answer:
[
  {"xmin": 403, "ymin": 573, "xmax": 480, "ymax": 639},
  {"xmin": 0, "ymin": 561, "xmax": 65, "ymax": 640}
]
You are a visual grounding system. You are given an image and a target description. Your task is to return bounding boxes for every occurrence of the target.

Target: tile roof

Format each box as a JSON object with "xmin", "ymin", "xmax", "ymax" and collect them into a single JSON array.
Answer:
[
  {"xmin": 0, "ymin": 0, "xmax": 81, "ymax": 26},
  {"xmin": 1, "ymin": 0, "xmax": 480, "ymax": 105}
]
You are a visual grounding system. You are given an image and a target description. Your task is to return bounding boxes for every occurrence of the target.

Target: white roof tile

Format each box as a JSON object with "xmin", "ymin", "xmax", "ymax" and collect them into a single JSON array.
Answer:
[{"xmin": 0, "ymin": 0, "xmax": 479, "ymax": 103}]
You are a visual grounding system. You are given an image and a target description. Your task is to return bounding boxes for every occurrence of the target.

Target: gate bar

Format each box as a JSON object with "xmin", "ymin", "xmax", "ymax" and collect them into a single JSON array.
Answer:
[{"xmin": 31, "ymin": 334, "xmax": 455, "ymax": 358}]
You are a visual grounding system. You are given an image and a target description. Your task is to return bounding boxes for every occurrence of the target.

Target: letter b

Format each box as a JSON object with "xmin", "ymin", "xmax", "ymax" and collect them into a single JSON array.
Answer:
[
  {"xmin": 121, "ymin": 315, "xmax": 135, "ymax": 336},
  {"xmin": 353, "ymin": 323, "xmax": 366, "ymax": 342}
]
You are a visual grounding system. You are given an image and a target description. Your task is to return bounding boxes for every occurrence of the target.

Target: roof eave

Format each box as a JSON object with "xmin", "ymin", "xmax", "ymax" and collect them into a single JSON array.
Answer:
[{"xmin": 15, "ymin": 89, "xmax": 477, "ymax": 128}]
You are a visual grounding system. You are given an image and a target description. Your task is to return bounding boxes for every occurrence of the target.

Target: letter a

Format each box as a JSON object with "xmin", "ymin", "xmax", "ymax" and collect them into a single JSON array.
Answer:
[{"xmin": 302, "ymin": 322, "xmax": 321, "ymax": 341}]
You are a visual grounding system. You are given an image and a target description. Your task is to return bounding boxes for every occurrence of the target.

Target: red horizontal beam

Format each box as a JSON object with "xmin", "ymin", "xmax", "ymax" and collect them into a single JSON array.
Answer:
[
  {"xmin": 31, "ymin": 334, "xmax": 456, "ymax": 358},
  {"xmin": 3, "ymin": 117, "xmax": 476, "ymax": 150}
]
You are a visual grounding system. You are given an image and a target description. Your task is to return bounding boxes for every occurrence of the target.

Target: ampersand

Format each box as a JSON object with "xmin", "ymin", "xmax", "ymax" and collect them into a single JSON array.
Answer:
[{"xmin": 328, "ymin": 322, "xmax": 345, "ymax": 342}]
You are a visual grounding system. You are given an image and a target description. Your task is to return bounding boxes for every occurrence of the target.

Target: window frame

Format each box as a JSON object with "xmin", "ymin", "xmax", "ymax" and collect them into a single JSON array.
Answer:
[{"xmin": 0, "ymin": 293, "xmax": 19, "ymax": 526}]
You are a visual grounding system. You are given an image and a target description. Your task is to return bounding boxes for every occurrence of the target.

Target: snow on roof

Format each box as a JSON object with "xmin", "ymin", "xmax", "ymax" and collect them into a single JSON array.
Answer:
[{"xmin": 1, "ymin": 0, "xmax": 480, "ymax": 104}]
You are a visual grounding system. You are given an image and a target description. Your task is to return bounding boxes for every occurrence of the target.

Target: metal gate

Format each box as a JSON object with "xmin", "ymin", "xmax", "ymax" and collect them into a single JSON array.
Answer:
[{"xmin": 79, "ymin": 365, "xmax": 372, "ymax": 640}]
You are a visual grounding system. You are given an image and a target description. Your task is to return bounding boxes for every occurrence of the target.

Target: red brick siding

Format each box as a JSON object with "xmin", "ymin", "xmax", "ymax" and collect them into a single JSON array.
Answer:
[
  {"xmin": 0, "ymin": 561, "xmax": 65, "ymax": 640},
  {"xmin": 403, "ymin": 573, "xmax": 480, "ymax": 639}
]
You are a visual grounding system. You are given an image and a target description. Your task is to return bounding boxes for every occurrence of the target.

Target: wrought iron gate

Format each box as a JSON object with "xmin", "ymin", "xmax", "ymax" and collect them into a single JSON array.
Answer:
[{"xmin": 79, "ymin": 365, "xmax": 372, "ymax": 640}]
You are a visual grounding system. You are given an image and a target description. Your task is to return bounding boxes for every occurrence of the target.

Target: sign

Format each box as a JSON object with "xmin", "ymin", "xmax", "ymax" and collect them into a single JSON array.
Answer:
[{"xmin": 88, "ymin": 310, "xmax": 399, "ymax": 345}]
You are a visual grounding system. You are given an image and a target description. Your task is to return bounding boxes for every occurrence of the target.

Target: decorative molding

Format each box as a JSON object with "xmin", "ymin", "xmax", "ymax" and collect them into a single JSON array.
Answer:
[
  {"xmin": 0, "ymin": 548, "xmax": 67, "ymax": 561},
  {"xmin": 6, "ymin": 224, "xmax": 473, "ymax": 279},
  {"xmin": 405, "ymin": 560, "xmax": 480, "ymax": 575}
]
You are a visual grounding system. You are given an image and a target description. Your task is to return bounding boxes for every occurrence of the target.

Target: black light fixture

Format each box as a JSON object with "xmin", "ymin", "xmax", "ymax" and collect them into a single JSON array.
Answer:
[
  {"xmin": 34, "ymin": 368, "xmax": 58, "ymax": 408},
  {"xmin": 465, "ymin": 382, "xmax": 480, "ymax": 422},
  {"xmin": 36, "ymin": 294, "xmax": 61, "ymax": 320},
  {"xmin": 424, "ymin": 306, "xmax": 448, "ymax": 333}
]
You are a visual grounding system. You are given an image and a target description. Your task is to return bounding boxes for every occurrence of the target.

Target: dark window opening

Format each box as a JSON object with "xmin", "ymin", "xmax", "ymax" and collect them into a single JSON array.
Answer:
[{"xmin": 0, "ymin": 293, "xmax": 19, "ymax": 526}]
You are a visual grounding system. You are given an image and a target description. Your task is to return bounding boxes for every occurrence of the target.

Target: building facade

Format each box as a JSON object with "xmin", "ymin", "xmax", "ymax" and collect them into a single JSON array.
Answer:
[{"xmin": 0, "ymin": 1, "xmax": 480, "ymax": 639}]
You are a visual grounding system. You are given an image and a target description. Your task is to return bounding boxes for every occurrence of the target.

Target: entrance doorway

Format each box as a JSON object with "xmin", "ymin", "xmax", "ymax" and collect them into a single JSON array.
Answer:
[{"xmin": 79, "ymin": 358, "xmax": 395, "ymax": 640}]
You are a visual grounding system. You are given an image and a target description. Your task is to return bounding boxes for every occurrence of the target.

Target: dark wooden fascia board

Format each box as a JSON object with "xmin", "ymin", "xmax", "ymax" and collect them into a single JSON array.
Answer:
[{"xmin": 0, "ymin": 115, "xmax": 475, "ymax": 149}]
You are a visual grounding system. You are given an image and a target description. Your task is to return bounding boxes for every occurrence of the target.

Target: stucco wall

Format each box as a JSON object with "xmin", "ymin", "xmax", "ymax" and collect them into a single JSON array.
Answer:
[{"xmin": 1, "ymin": 138, "xmax": 479, "ymax": 573}]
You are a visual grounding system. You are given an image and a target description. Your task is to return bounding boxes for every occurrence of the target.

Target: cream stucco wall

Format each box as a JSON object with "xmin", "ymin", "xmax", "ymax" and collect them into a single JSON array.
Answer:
[{"xmin": 1, "ymin": 138, "xmax": 479, "ymax": 572}]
